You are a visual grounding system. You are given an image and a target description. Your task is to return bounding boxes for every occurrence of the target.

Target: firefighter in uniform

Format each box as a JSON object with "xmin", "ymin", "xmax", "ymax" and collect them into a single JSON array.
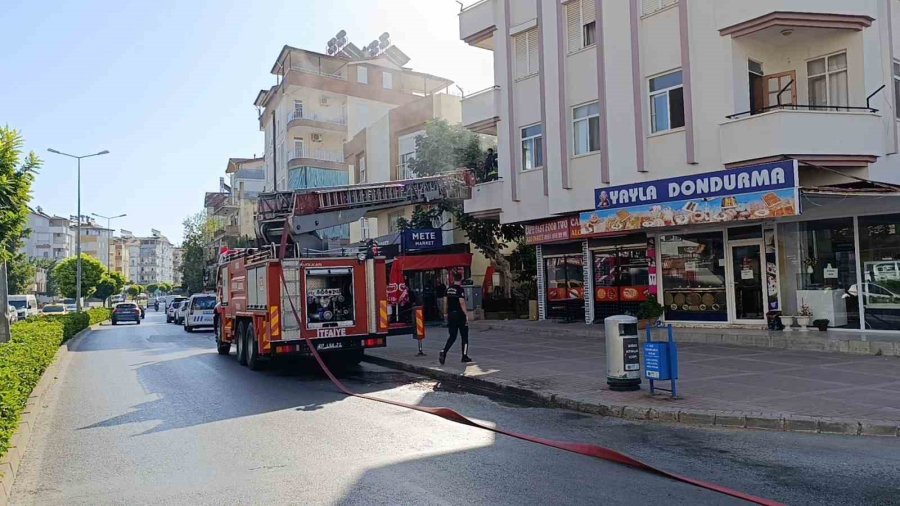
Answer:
[{"xmin": 439, "ymin": 273, "xmax": 472, "ymax": 364}]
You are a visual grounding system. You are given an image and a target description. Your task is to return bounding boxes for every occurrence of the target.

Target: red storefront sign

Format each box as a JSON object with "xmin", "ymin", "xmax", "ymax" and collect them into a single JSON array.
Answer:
[{"xmin": 525, "ymin": 218, "xmax": 571, "ymax": 245}]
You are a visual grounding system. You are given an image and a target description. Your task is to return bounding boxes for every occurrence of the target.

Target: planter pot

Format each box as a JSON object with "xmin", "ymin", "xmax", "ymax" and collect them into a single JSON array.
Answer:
[
  {"xmin": 796, "ymin": 316, "xmax": 811, "ymax": 331},
  {"xmin": 813, "ymin": 319, "xmax": 830, "ymax": 331},
  {"xmin": 778, "ymin": 315, "xmax": 794, "ymax": 330},
  {"xmin": 528, "ymin": 300, "xmax": 538, "ymax": 321}
]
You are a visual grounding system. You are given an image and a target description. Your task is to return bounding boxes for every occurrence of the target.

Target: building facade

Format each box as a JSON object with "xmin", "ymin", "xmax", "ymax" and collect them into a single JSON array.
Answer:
[
  {"xmin": 172, "ymin": 247, "xmax": 183, "ymax": 287},
  {"xmin": 74, "ymin": 216, "xmax": 112, "ymax": 269},
  {"xmin": 460, "ymin": 0, "xmax": 900, "ymax": 332},
  {"xmin": 23, "ymin": 209, "xmax": 75, "ymax": 261},
  {"xmin": 253, "ymin": 34, "xmax": 455, "ymax": 244},
  {"xmin": 127, "ymin": 230, "xmax": 175, "ymax": 285},
  {"xmin": 109, "ymin": 236, "xmax": 131, "ymax": 280}
]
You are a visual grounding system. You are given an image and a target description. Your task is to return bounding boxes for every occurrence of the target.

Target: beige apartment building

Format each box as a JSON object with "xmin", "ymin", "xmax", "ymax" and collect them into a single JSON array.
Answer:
[
  {"xmin": 460, "ymin": 0, "xmax": 900, "ymax": 333},
  {"xmin": 74, "ymin": 216, "xmax": 112, "ymax": 269},
  {"xmin": 252, "ymin": 33, "xmax": 455, "ymax": 245},
  {"xmin": 110, "ymin": 236, "xmax": 131, "ymax": 280}
]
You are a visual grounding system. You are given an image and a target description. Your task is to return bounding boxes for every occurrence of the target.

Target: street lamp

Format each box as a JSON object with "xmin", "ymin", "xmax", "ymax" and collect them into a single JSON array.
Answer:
[
  {"xmin": 91, "ymin": 212, "xmax": 126, "ymax": 273},
  {"xmin": 47, "ymin": 148, "xmax": 110, "ymax": 312}
]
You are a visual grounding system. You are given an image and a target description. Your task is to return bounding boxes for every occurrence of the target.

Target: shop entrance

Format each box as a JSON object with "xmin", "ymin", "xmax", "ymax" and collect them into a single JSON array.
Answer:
[{"xmin": 728, "ymin": 240, "xmax": 767, "ymax": 323}]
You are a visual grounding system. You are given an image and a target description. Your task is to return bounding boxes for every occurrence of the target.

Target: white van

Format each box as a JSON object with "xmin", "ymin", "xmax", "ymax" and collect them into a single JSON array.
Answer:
[
  {"xmin": 8, "ymin": 295, "xmax": 38, "ymax": 319},
  {"xmin": 183, "ymin": 294, "xmax": 217, "ymax": 332}
]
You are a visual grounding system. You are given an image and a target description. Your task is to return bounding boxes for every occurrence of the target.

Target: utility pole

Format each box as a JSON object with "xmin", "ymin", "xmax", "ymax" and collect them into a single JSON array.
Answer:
[
  {"xmin": 48, "ymin": 148, "xmax": 109, "ymax": 311},
  {"xmin": 91, "ymin": 212, "xmax": 126, "ymax": 272}
]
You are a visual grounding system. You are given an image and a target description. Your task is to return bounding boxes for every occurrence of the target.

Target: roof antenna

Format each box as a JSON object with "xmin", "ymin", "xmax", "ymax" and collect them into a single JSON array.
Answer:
[{"xmin": 456, "ymin": 1, "xmax": 463, "ymax": 12}]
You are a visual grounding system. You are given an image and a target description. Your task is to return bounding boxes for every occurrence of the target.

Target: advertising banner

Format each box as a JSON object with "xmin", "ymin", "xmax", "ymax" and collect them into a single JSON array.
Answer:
[
  {"xmin": 580, "ymin": 161, "xmax": 799, "ymax": 236},
  {"xmin": 525, "ymin": 217, "xmax": 571, "ymax": 245},
  {"xmin": 401, "ymin": 228, "xmax": 443, "ymax": 252}
]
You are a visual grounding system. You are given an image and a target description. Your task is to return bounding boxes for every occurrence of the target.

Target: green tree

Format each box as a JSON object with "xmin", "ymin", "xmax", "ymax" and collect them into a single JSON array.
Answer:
[
  {"xmin": 0, "ymin": 127, "xmax": 38, "ymax": 342},
  {"xmin": 160, "ymin": 282, "xmax": 173, "ymax": 293},
  {"xmin": 53, "ymin": 254, "xmax": 106, "ymax": 299},
  {"xmin": 125, "ymin": 284, "xmax": 144, "ymax": 299},
  {"xmin": 95, "ymin": 271, "xmax": 126, "ymax": 304},
  {"xmin": 146, "ymin": 283, "xmax": 159, "ymax": 295},
  {"xmin": 405, "ymin": 119, "xmax": 523, "ymax": 295},
  {"xmin": 6, "ymin": 251, "xmax": 36, "ymax": 294},
  {"xmin": 180, "ymin": 213, "xmax": 211, "ymax": 294}
]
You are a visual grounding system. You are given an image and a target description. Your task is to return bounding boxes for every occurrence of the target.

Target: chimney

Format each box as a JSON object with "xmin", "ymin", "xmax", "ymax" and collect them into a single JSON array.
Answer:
[{"xmin": 219, "ymin": 177, "xmax": 226, "ymax": 193}]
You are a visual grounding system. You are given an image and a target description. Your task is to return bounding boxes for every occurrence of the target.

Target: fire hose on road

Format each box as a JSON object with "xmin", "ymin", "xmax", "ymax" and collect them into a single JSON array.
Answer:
[{"xmin": 275, "ymin": 228, "xmax": 782, "ymax": 506}]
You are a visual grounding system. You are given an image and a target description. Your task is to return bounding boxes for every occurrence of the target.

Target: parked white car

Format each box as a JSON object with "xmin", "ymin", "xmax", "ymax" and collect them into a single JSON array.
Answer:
[
  {"xmin": 843, "ymin": 283, "xmax": 900, "ymax": 305},
  {"xmin": 183, "ymin": 294, "xmax": 216, "ymax": 332},
  {"xmin": 166, "ymin": 296, "xmax": 188, "ymax": 323},
  {"xmin": 175, "ymin": 301, "xmax": 190, "ymax": 325},
  {"xmin": 6, "ymin": 304, "xmax": 17, "ymax": 325}
]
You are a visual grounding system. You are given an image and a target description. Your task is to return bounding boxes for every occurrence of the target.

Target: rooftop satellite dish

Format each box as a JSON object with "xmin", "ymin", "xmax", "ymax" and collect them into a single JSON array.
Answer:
[
  {"xmin": 328, "ymin": 38, "xmax": 336, "ymax": 47},
  {"xmin": 336, "ymin": 29, "xmax": 346, "ymax": 38},
  {"xmin": 379, "ymin": 32, "xmax": 390, "ymax": 42}
]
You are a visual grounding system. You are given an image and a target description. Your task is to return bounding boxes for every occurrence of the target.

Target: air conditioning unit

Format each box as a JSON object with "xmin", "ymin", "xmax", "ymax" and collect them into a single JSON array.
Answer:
[
  {"xmin": 311, "ymin": 133, "xmax": 324, "ymax": 143},
  {"xmin": 319, "ymin": 96, "xmax": 330, "ymax": 106}
]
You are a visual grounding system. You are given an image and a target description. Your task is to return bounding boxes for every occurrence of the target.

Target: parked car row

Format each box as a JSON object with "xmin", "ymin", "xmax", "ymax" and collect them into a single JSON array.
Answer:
[{"xmin": 163, "ymin": 294, "xmax": 216, "ymax": 332}]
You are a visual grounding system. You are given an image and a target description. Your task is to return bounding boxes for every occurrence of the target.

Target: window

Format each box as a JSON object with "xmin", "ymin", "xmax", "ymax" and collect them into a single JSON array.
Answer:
[
  {"xmin": 659, "ymin": 232, "xmax": 727, "ymax": 322},
  {"xmin": 572, "ymin": 102, "xmax": 600, "ymax": 155},
  {"xmin": 356, "ymin": 66, "xmax": 368, "ymax": 84},
  {"xmin": 566, "ymin": 0, "xmax": 596, "ymax": 53},
  {"xmin": 642, "ymin": 0, "xmax": 677, "ymax": 16},
  {"xmin": 358, "ymin": 156, "xmax": 366, "ymax": 183},
  {"xmin": 807, "ymin": 52, "xmax": 847, "ymax": 109},
  {"xmin": 893, "ymin": 61, "xmax": 900, "ymax": 119},
  {"xmin": 382, "ymin": 71, "xmax": 393, "ymax": 90},
  {"xmin": 649, "ymin": 70, "xmax": 685, "ymax": 133},
  {"xmin": 293, "ymin": 138, "xmax": 304, "ymax": 158},
  {"xmin": 514, "ymin": 28, "xmax": 539, "ymax": 79},
  {"xmin": 293, "ymin": 100, "xmax": 303, "ymax": 119},
  {"xmin": 520, "ymin": 124, "xmax": 543, "ymax": 170},
  {"xmin": 399, "ymin": 152, "xmax": 415, "ymax": 179},
  {"xmin": 388, "ymin": 211, "xmax": 403, "ymax": 233}
]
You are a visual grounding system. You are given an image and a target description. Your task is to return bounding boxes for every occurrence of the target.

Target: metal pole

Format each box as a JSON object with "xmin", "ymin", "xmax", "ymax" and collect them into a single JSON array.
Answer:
[
  {"xmin": 76, "ymin": 157, "xmax": 82, "ymax": 312},
  {"xmin": 106, "ymin": 217, "xmax": 111, "ymax": 272},
  {"xmin": 0, "ymin": 262, "xmax": 10, "ymax": 343}
]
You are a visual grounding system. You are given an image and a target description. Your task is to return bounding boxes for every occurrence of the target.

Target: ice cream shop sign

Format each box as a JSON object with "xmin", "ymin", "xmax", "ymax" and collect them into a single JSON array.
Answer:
[{"xmin": 581, "ymin": 161, "xmax": 800, "ymax": 235}]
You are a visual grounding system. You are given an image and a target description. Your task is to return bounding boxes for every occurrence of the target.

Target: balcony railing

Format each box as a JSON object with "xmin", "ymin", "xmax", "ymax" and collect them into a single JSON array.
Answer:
[
  {"xmin": 288, "ymin": 110, "xmax": 347, "ymax": 126},
  {"xmin": 726, "ymin": 103, "xmax": 877, "ymax": 120},
  {"xmin": 288, "ymin": 147, "xmax": 345, "ymax": 164},
  {"xmin": 289, "ymin": 63, "xmax": 346, "ymax": 81}
]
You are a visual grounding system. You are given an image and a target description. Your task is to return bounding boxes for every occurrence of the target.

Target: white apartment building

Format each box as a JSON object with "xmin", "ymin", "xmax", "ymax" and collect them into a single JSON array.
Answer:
[
  {"xmin": 253, "ymin": 33, "xmax": 454, "ymax": 244},
  {"xmin": 460, "ymin": 0, "xmax": 900, "ymax": 332},
  {"xmin": 172, "ymin": 247, "xmax": 183, "ymax": 287},
  {"xmin": 74, "ymin": 216, "xmax": 112, "ymax": 269},
  {"xmin": 127, "ymin": 230, "xmax": 175, "ymax": 285},
  {"xmin": 23, "ymin": 209, "xmax": 75, "ymax": 261}
]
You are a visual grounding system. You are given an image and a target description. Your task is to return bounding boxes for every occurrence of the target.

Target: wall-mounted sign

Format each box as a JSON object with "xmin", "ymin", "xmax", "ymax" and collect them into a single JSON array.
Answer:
[
  {"xmin": 525, "ymin": 217, "xmax": 571, "ymax": 245},
  {"xmin": 401, "ymin": 228, "xmax": 443, "ymax": 252},
  {"xmin": 578, "ymin": 161, "xmax": 800, "ymax": 235},
  {"xmin": 824, "ymin": 266, "xmax": 838, "ymax": 279}
]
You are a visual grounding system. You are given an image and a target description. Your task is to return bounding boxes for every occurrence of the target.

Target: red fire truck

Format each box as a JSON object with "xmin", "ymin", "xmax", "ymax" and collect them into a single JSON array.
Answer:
[{"xmin": 214, "ymin": 170, "xmax": 472, "ymax": 370}]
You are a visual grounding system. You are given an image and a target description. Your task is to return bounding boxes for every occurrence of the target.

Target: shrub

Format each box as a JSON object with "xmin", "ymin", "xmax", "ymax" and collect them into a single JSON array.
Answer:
[
  {"xmin": 86, "ymin": 308, "xmax": 111, "ymax": 326},
  {"xmin": 0, "ymin": 320, "xmax": 65, "ymax": 460}
]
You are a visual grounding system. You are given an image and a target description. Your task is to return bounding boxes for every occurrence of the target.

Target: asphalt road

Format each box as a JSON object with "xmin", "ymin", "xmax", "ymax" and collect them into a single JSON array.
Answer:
[{"xmin": 10, "ymin": 312, "xmax": 900, "ymax": 505}]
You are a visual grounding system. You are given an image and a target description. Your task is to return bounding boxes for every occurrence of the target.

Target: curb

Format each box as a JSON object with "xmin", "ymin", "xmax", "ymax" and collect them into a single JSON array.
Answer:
[
  {"xmin": 363, "ymin": 354, "xmax": 900, "ymax": 439},
  {"xmin": 0, "ymin": 322, "xmax": 103, "ymax": 506}
]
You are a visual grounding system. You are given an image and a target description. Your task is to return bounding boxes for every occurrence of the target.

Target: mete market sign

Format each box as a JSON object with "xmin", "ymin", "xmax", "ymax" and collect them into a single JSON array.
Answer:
[{"xmin": 401, "ymin": 228, "xmax": 443, "ymax": 251}]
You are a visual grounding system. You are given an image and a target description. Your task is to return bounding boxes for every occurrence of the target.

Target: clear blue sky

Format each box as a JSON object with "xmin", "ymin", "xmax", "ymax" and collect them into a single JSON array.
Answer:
[{"xmin": 1, "ymin": 0, "xmax": 492, "ymax": 245}]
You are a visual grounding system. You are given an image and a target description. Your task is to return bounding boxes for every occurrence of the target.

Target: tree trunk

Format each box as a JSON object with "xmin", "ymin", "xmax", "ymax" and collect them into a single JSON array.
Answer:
[
  {"xmin": 492, "ymin": 253, "xmax": 514, "ymax": 298},
  {"xmin": 0, "ymin": 262, "xmax": 11, "ymax": 343}
]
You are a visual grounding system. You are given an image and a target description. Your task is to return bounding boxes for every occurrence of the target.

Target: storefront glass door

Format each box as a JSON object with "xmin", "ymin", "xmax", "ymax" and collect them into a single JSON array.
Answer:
[{"xmin": 729, "ymin": 242, "xmax": 766, "ymax": 322}]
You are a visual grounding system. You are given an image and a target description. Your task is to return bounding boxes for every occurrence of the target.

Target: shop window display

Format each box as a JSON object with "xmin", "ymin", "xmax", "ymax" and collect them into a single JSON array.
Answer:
[
  {"xmin": 545, "ymin": 255, "xmax": 585, "ymax": 319},
  {"xmin": 857, "ymin": 214, "xmax": 900, "ymax": 330},
  {"xmin": 779, "ymin": 219, "xmax": 858, "ymax": 328},
  {"xmin": 592, "ymin": 247, "xmax": 650, "ymax": 321},
  {"xmin": 659, "ymin": 233, "xmax": 728, "ymax": 321}
]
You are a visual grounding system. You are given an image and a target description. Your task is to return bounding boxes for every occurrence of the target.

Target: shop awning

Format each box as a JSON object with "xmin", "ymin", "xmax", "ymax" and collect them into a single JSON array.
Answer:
[{"xmin": 392, "ymin": 253, "xmax": 473, "ymax": 272}]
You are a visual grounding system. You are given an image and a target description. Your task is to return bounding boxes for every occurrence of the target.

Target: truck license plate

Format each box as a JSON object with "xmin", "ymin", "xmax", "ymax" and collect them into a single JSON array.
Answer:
[{"xmin": 316, "ymin": 342, "xmax": 343, "ymax": 351}]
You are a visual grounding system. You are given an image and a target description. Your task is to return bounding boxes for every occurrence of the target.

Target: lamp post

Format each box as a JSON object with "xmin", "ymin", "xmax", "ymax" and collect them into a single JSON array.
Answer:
[
  {"xmin": 91, "ymin": 212, "xmax": 126, "ymax": 273},
  {"xmin": 47, "ymin": 148, "xmax": 110, "ymax": 312}
]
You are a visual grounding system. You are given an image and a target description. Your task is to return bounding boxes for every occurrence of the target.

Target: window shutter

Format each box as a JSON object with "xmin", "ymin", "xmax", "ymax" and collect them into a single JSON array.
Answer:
[
  {"xmin": 527, "ymin": 29, "xmax": 539, "ymax": 75},
  {"xmin": 514, "ymin": 32, "xmax": 528, "ymax": 78},
  {"xmin": 582, "ymin": 0, "xmax": 595, "ymax": 25},
  {"xmin": 566, "ymin": 0, "xmax": 582, "ymax": 53}
]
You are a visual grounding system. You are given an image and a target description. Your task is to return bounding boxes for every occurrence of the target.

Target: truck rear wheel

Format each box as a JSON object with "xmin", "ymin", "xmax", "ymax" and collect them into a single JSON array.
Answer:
[
  {"xmin": 246, "ymin": 323, "xmax": 263, "ymax": 371},
  {"xmin": 236, "ymin": 322, "xmax": 247, "ymax": 366},
  {"xmin": 215, "ymin": 318, "xmax": 230, "ymax": 355}
]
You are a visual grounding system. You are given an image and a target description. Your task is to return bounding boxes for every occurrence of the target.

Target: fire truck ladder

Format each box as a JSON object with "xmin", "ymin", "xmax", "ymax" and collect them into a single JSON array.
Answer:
[{"xmin": 256, "ymin": 169, "xmax": 473, "ymax": 245}]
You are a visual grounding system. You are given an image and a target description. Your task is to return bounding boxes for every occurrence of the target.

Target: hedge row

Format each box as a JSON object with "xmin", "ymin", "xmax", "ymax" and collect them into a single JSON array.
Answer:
[{"xmin": 0, "ymin": 309, "xmax": 111, "ymax": 461}]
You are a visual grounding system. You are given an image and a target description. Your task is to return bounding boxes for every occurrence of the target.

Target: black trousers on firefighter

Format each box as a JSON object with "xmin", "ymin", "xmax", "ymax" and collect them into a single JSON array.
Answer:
[{"xmin": 442, "ymin": 311, "xmax": 469, "ymax": 356}]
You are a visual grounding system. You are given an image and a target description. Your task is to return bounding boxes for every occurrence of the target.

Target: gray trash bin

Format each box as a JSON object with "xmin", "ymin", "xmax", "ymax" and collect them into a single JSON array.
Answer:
[{"xmin": 604, "ymin": 315, "xmax": 641, "ymax": 391}]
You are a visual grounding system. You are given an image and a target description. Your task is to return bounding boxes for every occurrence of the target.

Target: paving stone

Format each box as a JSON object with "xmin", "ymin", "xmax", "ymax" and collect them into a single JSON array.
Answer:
[
  {"xmin": 859, "ymin": 422, "xmax": 899, "ymax": 437},
  {"xmin": 783, "ymin": 416, "xmax": 819, "ymax": 433},
  {"xmin": 714, "ymin": 412, "xmax": 746, "ymax": 428},
  {"xmin": 649, "ymin": 408, "xmax": 679, "ymax": 423},
  {"xmin": 818, "ymin": 420, "xmax": 860, "ymax": 435},
  {"xmin": 622, "ymin": 406, "xmax": 651, "ymax": 420},
  {"xmin": 679, "ymin": 410, "xmax": 716, "ymax": 425}
]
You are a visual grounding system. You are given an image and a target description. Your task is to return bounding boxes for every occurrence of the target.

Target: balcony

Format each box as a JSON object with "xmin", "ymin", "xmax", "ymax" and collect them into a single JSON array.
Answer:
[
  {"xmin": 287, "ymin": 110, "xmax": 347, "ymax": 132},
  {"xmin": 464, "ymin": 179, "xmax": 503, "ymax": 220},
  {"xmin": 459, "ymin": 0, "xmax": 496, "ymax": 50},
  {"xmin": 719, "ymin": 106, "xmax": 883, "ymax": 166},
  {"xmin": 212, "ymin": 224, "xmax": 240, "ymax": 239},
  {"xmin": 717, "ymin": 3, "xmax": 874, "ymax": 35},
  {"xmin": 287, "ymin": 147, "xmax": 347, "ymax": 171},
  {"xmin": 210, "ymin": 195, "xmax": 239, "ymax": 216},
  {"xmin": 461, "ymin": 85, "xmax": 499, "ymax": 135}
]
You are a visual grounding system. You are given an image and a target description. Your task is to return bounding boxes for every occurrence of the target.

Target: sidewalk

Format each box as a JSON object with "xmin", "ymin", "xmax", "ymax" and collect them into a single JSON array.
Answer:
[{"xmin": 366, "ymin": 320, "xmax": 900, "ymax": 437}]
